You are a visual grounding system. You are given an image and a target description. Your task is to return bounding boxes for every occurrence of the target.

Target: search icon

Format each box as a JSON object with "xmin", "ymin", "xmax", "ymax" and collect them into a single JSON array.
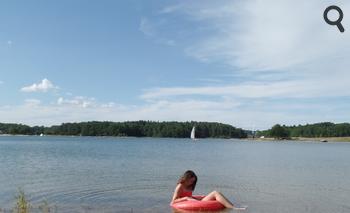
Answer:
[{"xmin": 324, "ymin": 5, "xmax": 345, "ymax": 32}]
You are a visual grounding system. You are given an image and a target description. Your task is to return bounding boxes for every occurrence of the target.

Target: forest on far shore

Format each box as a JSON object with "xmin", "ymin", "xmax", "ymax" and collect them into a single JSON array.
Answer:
[
  {"xmin": 0, "ymin": 121, "xmax": 247, "ymax": 138},
  {"xmin": 2, "ymin": 121, "xmax": 350, "ymax": 140},
  {"xmin": 257, "ymin": 122, "xmax": 350, "ymax": 139}
]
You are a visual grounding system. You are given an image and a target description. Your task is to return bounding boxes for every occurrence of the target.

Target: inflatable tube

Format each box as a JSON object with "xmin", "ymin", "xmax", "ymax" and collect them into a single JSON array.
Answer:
[{"xmin": 171, "ymin": 195, "xmax": 225, "ymax": 211}]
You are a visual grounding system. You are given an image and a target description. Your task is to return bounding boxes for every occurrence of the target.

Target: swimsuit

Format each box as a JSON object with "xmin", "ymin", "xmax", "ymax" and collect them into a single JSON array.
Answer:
[{"xmin": 179, "ymin": 190, "xmax": 193, "ymax": 198}]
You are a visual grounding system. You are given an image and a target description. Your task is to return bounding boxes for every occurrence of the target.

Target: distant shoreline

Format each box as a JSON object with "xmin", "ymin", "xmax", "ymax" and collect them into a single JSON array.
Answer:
[
  {"xmin": 0, "ymin": 121, "xmax": 247, "ymax": 138},
  {"xmin": 0, "ymin": 134, "xmax": 233, "ymax": 139},
  {"xmin": 249, "ymin": 137, "xmax": 350, "ymax": 142},
  {"xmin": 1, "ymin": 134, "xmax": 350, "ymax": 142}
]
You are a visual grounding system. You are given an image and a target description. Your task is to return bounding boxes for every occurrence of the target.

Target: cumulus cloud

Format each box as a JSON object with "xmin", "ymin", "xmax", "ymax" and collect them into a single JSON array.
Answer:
[
  {"xmin": 57, "ymin": 96, "xmax": 96, "ymax": 108},
  {"xmin": 21, "ymin": 78, "xmax": 58, "ymax": 93},
  {"xmin": 1, "ymin": 96, "xmax": 349, "ymax": 129}
]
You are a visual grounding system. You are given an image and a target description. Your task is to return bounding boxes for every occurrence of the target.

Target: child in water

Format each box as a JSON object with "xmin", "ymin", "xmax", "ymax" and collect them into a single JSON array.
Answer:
[{"xmin": 171, "ymin": 170, "xmax": 246, "ymax": 210}]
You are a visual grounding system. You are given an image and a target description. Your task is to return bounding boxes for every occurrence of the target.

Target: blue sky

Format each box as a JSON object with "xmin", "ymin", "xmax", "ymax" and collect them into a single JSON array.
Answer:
[{"xmin": 1, "ymin": 0, "xmax": 350, "ymax": 130}]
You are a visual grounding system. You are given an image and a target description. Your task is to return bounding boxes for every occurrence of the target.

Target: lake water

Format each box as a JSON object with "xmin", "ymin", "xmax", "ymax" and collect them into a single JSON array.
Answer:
[{"xmin": 0, "ymin": 136, "xmax": 350, "ymax": 213}]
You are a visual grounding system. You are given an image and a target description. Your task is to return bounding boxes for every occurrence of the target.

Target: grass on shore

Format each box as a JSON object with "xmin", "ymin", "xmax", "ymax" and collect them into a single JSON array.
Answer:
[
  {"xmin": 13, "ymin": 189, "xmax": 31, "ymax": 213},
  {"xmin": 0, "ymin": 189, "xmax": 56, "ymax": 213}
]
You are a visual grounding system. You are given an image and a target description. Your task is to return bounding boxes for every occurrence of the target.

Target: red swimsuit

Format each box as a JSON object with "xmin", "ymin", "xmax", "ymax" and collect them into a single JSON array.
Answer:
[{"xmin": 179, "ymin": 190, "xmax": 193, "ymax": 198}]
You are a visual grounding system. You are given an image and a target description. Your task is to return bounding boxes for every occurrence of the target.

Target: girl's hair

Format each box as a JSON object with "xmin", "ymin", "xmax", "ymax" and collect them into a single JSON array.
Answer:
[{"xmin": 177, "ymin": 170, "xmax": 197, "ymax": 191}]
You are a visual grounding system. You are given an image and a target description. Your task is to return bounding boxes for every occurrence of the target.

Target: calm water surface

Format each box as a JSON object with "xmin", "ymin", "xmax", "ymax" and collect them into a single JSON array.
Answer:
[{"xmin": 0, "ymin": 136, "xmax": 350, "ymax": 212}]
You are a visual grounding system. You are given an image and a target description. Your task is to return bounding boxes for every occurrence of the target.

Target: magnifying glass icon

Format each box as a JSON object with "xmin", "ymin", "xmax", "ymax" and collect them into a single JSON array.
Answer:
[{"xmin": 324, "ymin": 5, "xmax": 345, "ymax": 32}]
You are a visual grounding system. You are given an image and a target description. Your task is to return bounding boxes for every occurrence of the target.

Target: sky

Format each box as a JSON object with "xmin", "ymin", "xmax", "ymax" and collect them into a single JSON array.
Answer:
[{"xmin": 0, "ymin": 0, "xmax": 350, "ymax": 130}]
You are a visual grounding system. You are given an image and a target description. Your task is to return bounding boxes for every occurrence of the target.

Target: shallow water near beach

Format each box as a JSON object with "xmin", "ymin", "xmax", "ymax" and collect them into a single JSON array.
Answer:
[{"xmin": 0, "ymin": 136, "xmax": 350, "ymax": 213}]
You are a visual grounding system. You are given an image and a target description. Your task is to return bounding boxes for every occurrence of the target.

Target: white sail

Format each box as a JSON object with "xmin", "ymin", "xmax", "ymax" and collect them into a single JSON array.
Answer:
[{"xmin": 190, "ymin": 126, "xmax": 195, "ymax": 139}]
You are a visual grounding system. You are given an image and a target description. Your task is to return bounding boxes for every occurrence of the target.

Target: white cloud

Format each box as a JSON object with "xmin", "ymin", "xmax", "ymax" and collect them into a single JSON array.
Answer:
[
  {"xmin": 156, "ymin": 0, "xmax": 350, "ymax": 89},
  {"xmin": 24, "ymin": 99, "xmax": 41, "ymax": 107},
  {"xmin": 1, "ymin": 96, "xmax": 349, "ymax": 130},
  {"xmin": 57, "ymin": 96, "xmax": 96, "ymax": 108},
  {"xmin": 159, "ymin": 4, "xmax": 185, "ymax": 14},
  {"xmin": 139, "ymin": 17, "xmax": 176, "ymax": 46},
  {"xmin": 146, "ymin": 4, "xmax": 350, "ymax": 97},
  {"xmin": 101, "ymin": 102, "xmax": 117, "ymax": 108},
  {"xmin": 139, "ymin": 17, "xmax": 155, "ymax": 37},
  {"xmin": 177, "ymin": 0, "xmax": 350, "ymax": 72},
  {"xmin": 134, "ymin": 0, "xmax": 350, "ymax": 128},
  {"xmin": 21, "ymin": 78, "xmax": 58, "ymax": 93},
  {"xmin": 141, "ymin": 77, "xmax": 350, "ymax": 100}
]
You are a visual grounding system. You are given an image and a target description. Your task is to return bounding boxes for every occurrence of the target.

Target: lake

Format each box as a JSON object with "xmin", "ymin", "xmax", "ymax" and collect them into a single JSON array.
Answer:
[{"xmin": 0, "ymin": 136, "xmax": 350, "ymax": 212}]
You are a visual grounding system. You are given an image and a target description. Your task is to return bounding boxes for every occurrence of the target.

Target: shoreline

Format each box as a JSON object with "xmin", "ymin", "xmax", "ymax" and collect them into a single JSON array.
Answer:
[
  {"xmin": 293, "ymin": 137, "xmax": 350, "ymax": 142},
  {"xmin": 1, "ymin": 134, "xmax": 350, "ymax": 142},
  {"xmin": 0, "ymin": 134, "xmax": 240, "ymax": 139},
  {"xmin": 248, "ymin": 137, "xmax": 350, "ymax": 142}
]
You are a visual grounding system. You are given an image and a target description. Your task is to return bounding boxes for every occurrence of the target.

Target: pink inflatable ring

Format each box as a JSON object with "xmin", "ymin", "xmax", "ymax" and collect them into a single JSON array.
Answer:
[{"xmin": 171, "ymin": 195, "xmax": 225, "ymax": 211}]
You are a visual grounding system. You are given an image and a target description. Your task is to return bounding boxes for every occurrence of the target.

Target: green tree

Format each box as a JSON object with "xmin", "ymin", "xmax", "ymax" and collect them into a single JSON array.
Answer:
[{"xmin": 270, "ymin": 124, "xmax": 289, "ymax": 139}]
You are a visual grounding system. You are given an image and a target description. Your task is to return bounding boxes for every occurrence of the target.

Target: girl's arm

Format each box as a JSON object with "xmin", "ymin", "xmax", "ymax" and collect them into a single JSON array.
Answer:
[
  {"xmin": 171, "ymin": 196, "xmax": 190, "ymax": 204},
  {"xmin": 170, "ymin": 184, "xmax": 191, "ymax": 204}
]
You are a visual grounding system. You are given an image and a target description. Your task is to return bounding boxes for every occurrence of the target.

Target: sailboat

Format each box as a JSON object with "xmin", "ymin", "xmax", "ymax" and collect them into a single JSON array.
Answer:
[{"xmin": 190, "ymin": 126, "xmax": 197, "ymax": 141}]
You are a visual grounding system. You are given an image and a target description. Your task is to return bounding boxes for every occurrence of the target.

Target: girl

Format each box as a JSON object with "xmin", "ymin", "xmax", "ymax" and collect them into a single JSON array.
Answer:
[{"xmin": 170, "ymin": 170, "xmax": 246, "ymax": 210}]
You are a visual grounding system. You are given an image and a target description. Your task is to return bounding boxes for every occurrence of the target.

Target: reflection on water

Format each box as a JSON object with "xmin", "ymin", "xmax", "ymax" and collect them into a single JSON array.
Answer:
[{"xmin": 1, "ymin": 136, "xmax": 350, "ymax": 212}]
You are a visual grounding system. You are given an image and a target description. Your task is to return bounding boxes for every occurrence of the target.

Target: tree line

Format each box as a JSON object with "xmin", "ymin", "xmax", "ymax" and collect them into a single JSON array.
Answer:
[
  {"xmin": 257, "ymin": 122, "xmax": 350, "ymax": 139},
  {"xmin": 0, "ymin": 121, "xmax": 247, "ymax": 138}
]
